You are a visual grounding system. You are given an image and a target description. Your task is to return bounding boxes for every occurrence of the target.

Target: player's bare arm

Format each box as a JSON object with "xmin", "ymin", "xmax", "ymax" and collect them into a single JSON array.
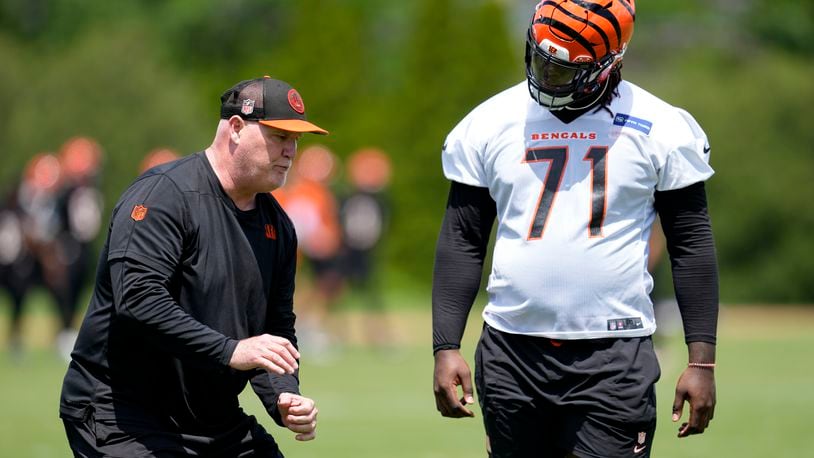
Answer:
[
  {"xmin": 433, "ymin": 349, "xmax": 476, "ymax": 418},
  {"xmin": 229, "ymin": 334, "xmax": 300, "ymax": 374},
  {"xmin": 277, "ymin": 392, "xmax": 318, "ymax": 441},
  {"xmin": 673, "ymin": 341, "xmax": 716, "ymax": 437}
]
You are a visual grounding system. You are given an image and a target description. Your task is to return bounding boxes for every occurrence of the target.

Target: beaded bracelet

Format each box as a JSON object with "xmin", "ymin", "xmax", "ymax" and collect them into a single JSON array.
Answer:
[{"xmin": 688, "ymin": 362, "xmax": 716, "ymax": 370}]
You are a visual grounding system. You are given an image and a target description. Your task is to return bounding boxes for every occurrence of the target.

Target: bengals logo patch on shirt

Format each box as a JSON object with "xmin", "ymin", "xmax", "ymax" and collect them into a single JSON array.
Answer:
[
  {"xmin": 265, "ymin": 223, "xmax": 277, "ymax": 240},
  {"xmin": 131, "ymin": 204, "xmax": 148, "ymax": 221}
]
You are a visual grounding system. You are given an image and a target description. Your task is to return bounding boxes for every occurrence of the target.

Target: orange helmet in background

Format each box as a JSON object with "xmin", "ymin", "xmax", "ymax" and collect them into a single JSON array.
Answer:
[
  {"xmin": 24, "ymin": 153, "xmax": 62, "ymax": 192},
  {"xmin": 525, "ymin": 0, "xmax": 635, "ymax": 109},
  {"xmin": 274, "ymin": 145, "xmax": 342, "ymax": 260},
  {"xmin": 140, "ymin": 148, "xmax": 180, "ymax": 174},
  {"xmin": 347, "ymin": 148, "xmax": 392, "ymax": 193},
  {"xmin": 294, "ymin": 144, "xmax": 338, "ymax": 184},
  {"xmin": 59, "ymin": 136, "xmax": 103, "ymax": 181}
]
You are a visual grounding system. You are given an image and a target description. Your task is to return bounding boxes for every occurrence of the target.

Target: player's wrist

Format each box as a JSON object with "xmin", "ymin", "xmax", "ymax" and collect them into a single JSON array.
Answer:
[
  {"xmin": 686, "ymin": 341, "xmax": 716, "ymax": 365},
  {"xmin": 433, "ymin": 344, "xmax": 461, "ymax": 355}
]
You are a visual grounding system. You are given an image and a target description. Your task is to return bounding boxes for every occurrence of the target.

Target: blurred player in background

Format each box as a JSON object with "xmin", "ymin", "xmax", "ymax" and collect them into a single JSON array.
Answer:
[
  {"xmin": 432, "ymin": 1, "xmax": 719, "ymax": 456},
  {"xmin": 16, "ymin": 154, "xmax": 66, "ymax": 353},
  {"xmin": 273, "ymin": 144, "xmax": 343, "ymax": 353},
  {"xmin": 339, "ymin": 147, "xmax": 392, "ymax": 346},
  {"xmin": 0, "ymin": 178, "xmax": 39, "ymax": 359},
  {"xmin": 60, "ymin": 76, "xmax": 323, "ymax": 456},
  {"xmin": 139, "ymin": 147, "xmax": 180, "ymax": 175},
  {"xmin": 51, "ymin": 136, "xmax": 104, "ymax": 360}
]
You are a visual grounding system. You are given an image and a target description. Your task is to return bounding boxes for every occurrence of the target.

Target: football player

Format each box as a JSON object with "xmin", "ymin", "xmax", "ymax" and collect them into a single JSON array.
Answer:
[{"xmin": 431, "ymin": 1, "xmax": 719, "ymax": 457}]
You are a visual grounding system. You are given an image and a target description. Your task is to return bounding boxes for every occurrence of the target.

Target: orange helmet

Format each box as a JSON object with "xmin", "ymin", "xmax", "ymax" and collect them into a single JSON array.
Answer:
[
  {"xmin": 347, "ymin": 148, "xmax": 392, "ymax": 192},
  {"xmin": 140, "ymin": 148, "xmax": 180, "ymax": 174},
  {"xmin": 525, "ymin": 0, "xmax": 635, "ymax": 109},
  {"xmin": 24, "ymin": 153, "xmax": 62, "ymax": 192},
  {"xmin": 294, "ymin": 145, "xmax": 338, "ymax": 184},
  {"xmin": 59, "ymin": 136, "xmax": 102, "ymax": 180}
]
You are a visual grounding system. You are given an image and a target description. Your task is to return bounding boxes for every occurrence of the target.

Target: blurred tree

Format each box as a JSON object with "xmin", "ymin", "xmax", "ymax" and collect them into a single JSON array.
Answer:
[
  {"xmin": 0, "ymin": 0, "xmax": 52, "ymax": 41},
  {"xmin": 0, "ymin": 36, "xmax": 24, "ymax": 187},
  {"xmin": 2, "ymin": 22, "xmax": 208, "ymax": 206},
  {"xmin": 746, "ymin": 0, "xmax": 814, "ymax": 54},
  {"xmin": 0, "ymin": 0, "xmax": 142, "ymax": 46},
  {"xmin": 387, "ymin": 0, "xmax": 517, "ymax": 284}
]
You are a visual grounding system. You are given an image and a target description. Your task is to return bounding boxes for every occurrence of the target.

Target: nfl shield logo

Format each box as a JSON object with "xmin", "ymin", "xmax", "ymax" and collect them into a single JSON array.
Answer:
[
  {"xmin": 131, "ymin": 204, "xmax": 148, "ymax": 221},
  {"xmin": 241, "ymin": 98, "xmax": 255, "ymax": 115},
  {"xmin": 637, "ymin": 431, "xmax": 646, "ymax": 444}
]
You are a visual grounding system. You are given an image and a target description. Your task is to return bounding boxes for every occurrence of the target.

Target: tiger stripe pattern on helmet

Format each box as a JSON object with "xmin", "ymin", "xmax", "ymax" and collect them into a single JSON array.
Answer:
[
  {"xmin": 525, "ymin": 0, "xmax": 635, "ymax": 109},
  {"xmin": 531, "ymin": 0, "xmax": 635, "ymax": 64}
]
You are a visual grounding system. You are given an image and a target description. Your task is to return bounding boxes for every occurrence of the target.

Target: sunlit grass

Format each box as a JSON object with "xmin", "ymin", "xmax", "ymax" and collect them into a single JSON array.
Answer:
[{"xmin": 1, "ymin": 295, "xmax": 812, "ymax": 457}]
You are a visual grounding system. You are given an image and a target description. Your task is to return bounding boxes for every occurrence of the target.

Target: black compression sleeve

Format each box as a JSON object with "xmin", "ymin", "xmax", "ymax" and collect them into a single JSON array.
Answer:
[
  {"xmin": 655, "ymin": 182, "xmax": 719, "ymax": 344},
  {"xmin": 432, "ymin": 182, "xmax": 496, "ymax": 353}
]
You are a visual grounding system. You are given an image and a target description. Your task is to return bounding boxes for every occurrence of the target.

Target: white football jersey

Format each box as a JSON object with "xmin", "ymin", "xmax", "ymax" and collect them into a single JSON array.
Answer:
[{"xmin": 442, "ymin": 80, "xmax": 713, "ymax": 339}]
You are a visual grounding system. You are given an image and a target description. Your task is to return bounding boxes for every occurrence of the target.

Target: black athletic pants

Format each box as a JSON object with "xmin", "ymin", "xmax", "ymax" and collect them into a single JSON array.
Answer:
[
  {"xmin": 475, "ymin": 324, "xmax": 660, "ymax": 458},
  {"xmin": 63, "ymin": 412, "xmax": 284, "ymax": 457}
]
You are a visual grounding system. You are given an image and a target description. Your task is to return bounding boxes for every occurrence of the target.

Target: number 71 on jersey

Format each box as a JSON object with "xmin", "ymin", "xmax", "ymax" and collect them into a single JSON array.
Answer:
[{"xmin": 524, "ymin": 146, "xmax": 608, "ymax": 240}]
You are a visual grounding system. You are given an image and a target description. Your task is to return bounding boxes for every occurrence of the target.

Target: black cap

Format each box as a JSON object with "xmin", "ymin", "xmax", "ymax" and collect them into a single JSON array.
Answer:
[{"xmin": 220, "ymin": 76, "xmax": 328, "ymax": 135}]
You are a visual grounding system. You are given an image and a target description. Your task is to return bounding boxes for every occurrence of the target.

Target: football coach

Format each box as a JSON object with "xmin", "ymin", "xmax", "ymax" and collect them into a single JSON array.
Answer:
[{"xmin": 59, "ymin": 76, "xmax": 327, "ymax": 457}]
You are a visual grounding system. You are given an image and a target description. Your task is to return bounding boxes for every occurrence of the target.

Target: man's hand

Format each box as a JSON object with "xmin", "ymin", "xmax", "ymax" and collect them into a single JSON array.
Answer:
[
  {"xmin": 278, "ymin": 393, "xmax": 318, "ymax": 441},
  {"xmin": 673, "ymin": 342, "xmax": 717, "ymax": 438},
  {"xmin": 229, "ymin": 334, "xmax": 300, "ymax": 375},
  {"xmin": 672, "ymin": 366, "xmax": 716, "ymax": 437},
  {"xmin": 433, "ymin": 349, "xmax": 475, "ymax": 418}
]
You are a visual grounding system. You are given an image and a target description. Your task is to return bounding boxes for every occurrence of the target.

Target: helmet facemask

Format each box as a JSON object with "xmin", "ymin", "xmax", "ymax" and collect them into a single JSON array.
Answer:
[{"xmin": 525, "ymin": 28, "xmax": 619, "ymax": 110}]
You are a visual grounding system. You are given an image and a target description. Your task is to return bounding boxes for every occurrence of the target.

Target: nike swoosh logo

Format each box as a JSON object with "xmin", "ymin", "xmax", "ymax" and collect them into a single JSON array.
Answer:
[
  {"xmin": 703, "ymin": 145, "xmax": 711, "ymax": 154},
  {"xmin": 634, "ymin": 444, "xmax": 647, "ymax": 454}
]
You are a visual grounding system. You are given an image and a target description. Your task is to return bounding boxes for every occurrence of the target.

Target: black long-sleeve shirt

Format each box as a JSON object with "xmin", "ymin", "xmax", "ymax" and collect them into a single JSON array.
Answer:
[
  {"xmin": 432, "ymin": 180, "xmax": 718, "ymax": 352},
  {"xmin": 60, "ymin": 152, "xmax": 299, "ymax": 432}
]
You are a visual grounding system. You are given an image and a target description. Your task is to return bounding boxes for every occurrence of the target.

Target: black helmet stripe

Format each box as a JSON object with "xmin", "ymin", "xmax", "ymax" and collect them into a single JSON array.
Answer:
[
  {"xmin": 539, "ymin": 17, "xmax": 598, "ymax": 61},
  {"xmin": 618, "ymin": 0, "xmax": 635, "ymax": 20},
  {"xmin": 590, "ymin": 8, "xmax": 622, "ymax": 45},
  {"xmin": 549, "ymin": 3, "xmax": 612, "ymax": 56},
  {"xmin": 570, "ymin": 0, "xmax": 622, "ymax": 44}
]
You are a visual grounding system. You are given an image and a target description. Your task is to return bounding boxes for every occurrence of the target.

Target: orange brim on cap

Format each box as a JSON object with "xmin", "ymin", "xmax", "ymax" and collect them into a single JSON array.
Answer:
[{"xmin": 259, "ymin": 119, "xmax": 329, "ymax": 135}]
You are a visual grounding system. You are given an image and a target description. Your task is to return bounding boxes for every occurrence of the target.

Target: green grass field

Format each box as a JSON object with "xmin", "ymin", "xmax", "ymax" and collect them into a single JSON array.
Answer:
[{"xmin": 1, "ymin": 293, "xmax": 812, "ymax": 457}]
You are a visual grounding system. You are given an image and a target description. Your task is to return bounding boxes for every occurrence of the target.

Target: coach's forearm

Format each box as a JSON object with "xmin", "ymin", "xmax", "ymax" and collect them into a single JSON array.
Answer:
[
  {"xmin": 251, "ymin": 371, "xmax": 301, "ymax": 427},
  {"xmin": 111, "ymin": 259, "xmax": 236, "ymax": 366}
]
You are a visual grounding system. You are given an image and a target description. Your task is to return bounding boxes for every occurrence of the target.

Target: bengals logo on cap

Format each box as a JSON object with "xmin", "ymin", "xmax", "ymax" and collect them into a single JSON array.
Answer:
[
  {"xmin": 287, "ymin": 89, "xmax": 305, "ymax": 114},
  {"xmin": 131, "ymin": 204, "xmax": 148, "ymax": 221}
]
